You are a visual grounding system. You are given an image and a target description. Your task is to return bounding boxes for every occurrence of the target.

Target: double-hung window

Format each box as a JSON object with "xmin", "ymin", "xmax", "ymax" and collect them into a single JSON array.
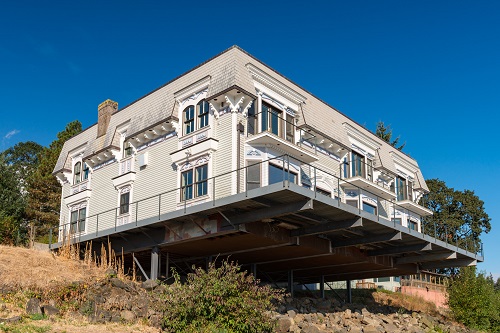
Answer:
[
  {"xmin": 70, "ymin": 207, "xmax": 86, "ymax": 233},
  {"xmin": 120, "ymin": 192, "xmax": 130, "ymax": 215},
  {"xmin": 82, "ymin": 163, "xmax": 89, "ymax": 181},
  {"xmin": 181, "ymin": 164, "xmax": 208, "ymax": 201},
  {"xmin": 395, "ymin": 176, "xmax": 407, "ymax": 201},
  {"xmin": 268, "ymin": 163, "xmax": 297, "ymax": 185},
  {"xmin": 261, "ymin": 103, "xmax": 281, "ymax": 137}
]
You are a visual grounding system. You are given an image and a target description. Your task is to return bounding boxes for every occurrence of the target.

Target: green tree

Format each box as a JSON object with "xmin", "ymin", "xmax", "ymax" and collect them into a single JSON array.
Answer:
[
  {"xmin": 447, "ymin": 266, "xmax": 500, "ymax": 331},
  {"xmin": 422, "ymin": 179, "xmax": 491, "ymax": 255},
  {"xmin": 26, "ymin": 120, "xmax": 82, "ymax": 242},
  {"xmin": 375, "ymin": 121, "xmax": 406, "ymax": 151},
  {"xmin": 0, "ymin": 142, "xmax": 43, "ymax": 244}
]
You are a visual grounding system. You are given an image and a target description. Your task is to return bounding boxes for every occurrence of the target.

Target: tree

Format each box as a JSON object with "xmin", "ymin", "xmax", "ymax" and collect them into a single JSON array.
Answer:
[
  {"xmin": 375, "ymin": 121, "xmax": 406, "ymax": 151},
  {"xmin": 0, "ymin": 142, "xmax": 43, "ymax": 245},
  {"xmin": 26, "ymin": 120, "xmax": 82, "ymax": 242},
  {"xmin": 422, "ymin": 179, "xmax": 491, "ymax": 255},
  {"xmin": 447, "ymin": 266, "xmax": 500, "ymax": 331}
]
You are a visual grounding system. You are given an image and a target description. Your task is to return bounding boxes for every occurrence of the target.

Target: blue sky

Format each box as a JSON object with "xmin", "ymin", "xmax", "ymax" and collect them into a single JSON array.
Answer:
[{"xmin": 1, "ymin": 1, "xmax": 499, "ymax": 277}]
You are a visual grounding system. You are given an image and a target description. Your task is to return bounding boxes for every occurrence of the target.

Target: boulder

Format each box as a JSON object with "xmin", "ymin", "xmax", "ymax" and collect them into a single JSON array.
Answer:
[
  {"xmin": 120, "ymin": 310, "xmax": 136, "ymax": 322},
  {"xmin": 141, "ymin": 279, "xmax": 158, "ymax": 291},
  {"xmin": 26, "ymin": 298, "xmax": 42, "ymax": 315},
  {"xmin": 42, "ymin": 305, "xmax": 59, "ymax": 316},
  {"xmin": 276, "ymin": 317, "xmax": 294, "ymax": 333}
]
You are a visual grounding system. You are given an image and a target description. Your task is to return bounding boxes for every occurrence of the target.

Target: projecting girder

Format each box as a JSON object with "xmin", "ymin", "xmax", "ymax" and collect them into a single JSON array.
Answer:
[{"xmin": 331, "ymin": 231, "xmax": 401, "ymax": 248}]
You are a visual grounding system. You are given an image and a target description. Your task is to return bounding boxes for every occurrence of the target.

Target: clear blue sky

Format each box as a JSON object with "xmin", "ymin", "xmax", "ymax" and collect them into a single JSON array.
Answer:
[{"xmin": 1, "ymin": 1, "xmax": 498, "ymax": 277}]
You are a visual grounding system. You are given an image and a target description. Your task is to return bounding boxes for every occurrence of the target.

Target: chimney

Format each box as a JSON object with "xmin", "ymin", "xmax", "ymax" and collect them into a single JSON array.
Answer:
[{"xmin": 97, "ymin": 99, "xmax": 118, "ymax": 138}]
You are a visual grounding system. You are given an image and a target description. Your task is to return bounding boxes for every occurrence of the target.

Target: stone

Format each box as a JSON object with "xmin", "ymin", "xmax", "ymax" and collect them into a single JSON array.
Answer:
[
  {"xmin": 277, "ymin": 317, "xmax": 294, "ymax": 333},
  {"xmin": 420, "ymin": 316, "xmax": 433, "ymax": 329},
  {"xmin": 110, "ymin": 277, "xmax": 130, "ymax": 290},
  {"xmin": 0, "ymin": 316, "xmax": 21, "ymax": 323},
  {"xmin": 105, "ymin": 268, "xmax": 117, "ymax": 277},
  {"xmin": 141, "ymin": 279, "xmax": 158, "ymax": 291},
  {"xmin": 300, "ymin": 325, "xmax": 320, "ymax": 333},
  {"xmin": 26, "ymin": 298, "xmax": 42, "ymax": 315},
  {"xmin": 363, "ymin": 325, "xmax": 379, "ymax": 333},
  {"xmin": 41, "ymin": 305, "xmax": 59, "ymax": 316},
  {"xmin": 120, "ymin": 310, "xmax": 136, "ymax": 322}
]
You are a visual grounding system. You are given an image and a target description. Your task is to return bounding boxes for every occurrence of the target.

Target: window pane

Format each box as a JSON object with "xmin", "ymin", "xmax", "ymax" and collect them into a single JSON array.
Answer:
[
  {"xmin": 268, "ymin": 164, "xmax": 296, "ymax": 185},
  {"xmin": 181, "ymin": 170, "xmax": 193, "ymax": 200},
  {"xmin": 120, "ymin": 192, "xmax": 130, "ymax": 214},
  {"xmin": 70, "ymin": 211, "xmax": 78, "ymax": 233},
  {"xmin": 78, "ymin": 208, "xmax": 86, "ymax": 232},
  {"xmin": 196, "ymin": 165, "xmax": 208, "ymax": 197},
  {"xmin": 246, "ymin": 161, "xmax": 261, "ymax": 190},
  {"xmin": 74, "ymin": 162, "xmax": 81, "ymax": 184},
  {"xmin": 247, "ymin": 102, "xmax": 256, "ymax": 135},
  {"xmin": 184, "ymin": 106, "xmax": 195, "ymax": 134},
  {"xmin": 363, "ymin": 202, "xmax": 377, "ymax": 215},
  {"xmin": 198, "ymin": 101, "xmax": 209, "ymax": 129},
  {"xmin": 261, "ymin": 104, "xmax": 269, "ymax": 132},
  {"xmin": 83, "ymin": 163, "xmax": 89, "ymax": 180},
  {"xmin": 285, "ymin": 114, "xmax": 294, "ymax": 142},
  {"xmin": 270, "ymin": 109, "xmax": 280, "ymax": 136}
]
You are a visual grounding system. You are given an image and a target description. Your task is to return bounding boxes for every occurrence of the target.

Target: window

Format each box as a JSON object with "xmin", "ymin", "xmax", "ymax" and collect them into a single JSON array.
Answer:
[
  {"xmin": 268, "ymin": 163, "xmax": 296, "ymax": 185},
  {"xmin": 247, "ymin": 102, "xmax": 256, "ymax": 135},
  {"xmin": 70, "ymin": 207, "xmax": 86, "ymax": 233},
  {"xmin": 73, "ymin": 162, "xmax": 81, "ymax": 184},
  {"xmin": 363, "ymin": 202, "xmax": 377, "ymax": 215},
  {"xmin": 261, "ymin": 103, "xmax": 282, "ymax": 137},
  {"xmin": 396, "ymin": 176, "xmax": 407, "ymax": 201},
  {"xmin": 376, "ymin": 277, "xmax": 391, "ymax": 282},
  {"xmin": 408, "ymin": 220, "xmax": 418, "ymax": 231},
  {"xmin": 197, "ymin": 100, "xmax": 209, "ymax": 129},
  {"xmin": 351, "ymin": 152, "xmax": 364, "ymax": 178},
  {"xmin": 181, "ymin": 164, "xmax": 208, "ymax": 201},
  {"xmin": 392, "ymin": 218, "xmax": 402, "ymax": 225},
  {"xmin": 316, "ymin": 187, "xmax": 331, "ymax": 197},
  {"xmin": 82, "ymin": 163, "xmax": 89, "ymax": 181},
  {"xmin": 246, "ymin": 161, "xmax": 261, "ymax": 190},
  {"xmin": 285, "ymin": 113, "xmax": 294, "ymax": 142},
  {"xmin": 120, "ymin": 192, "xmax": 130, "ymax": 215},
  {"xmin": 124, "ymin": 143, "xmax": 133, "ymax": 158},
  {"xmin": 183, "ymin": 105, "xmax": 195, "ymax": 135}
]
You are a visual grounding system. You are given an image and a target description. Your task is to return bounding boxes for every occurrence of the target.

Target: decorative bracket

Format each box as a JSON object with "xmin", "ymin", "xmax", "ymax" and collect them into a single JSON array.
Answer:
[
  {"xmin": 242, "ymin": 100, "xmax": 254, "ymax": 118},
  {"xmin": 225, "ymin": 95, "xmax": 245, "ymax": 113}
]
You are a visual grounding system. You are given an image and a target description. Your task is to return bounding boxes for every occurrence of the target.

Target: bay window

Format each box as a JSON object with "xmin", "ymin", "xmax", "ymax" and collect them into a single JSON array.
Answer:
[{"xmin": 181, "ymin": 164, "xmax": 208, "ymax": 201}]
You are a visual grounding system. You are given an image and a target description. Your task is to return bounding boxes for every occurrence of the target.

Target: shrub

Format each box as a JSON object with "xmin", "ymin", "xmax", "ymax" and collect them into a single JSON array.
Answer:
[
  {"xmin": 447, "ymin": 266, "xmax": 500, "ymax": 331},
  {"xmin": 160, "ymin": 260, "xmax": 285, "ymax": 333}
]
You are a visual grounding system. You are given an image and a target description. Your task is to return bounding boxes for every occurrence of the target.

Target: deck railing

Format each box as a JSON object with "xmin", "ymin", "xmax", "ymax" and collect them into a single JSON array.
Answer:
[{"xmin": 52, "ymin": 154, "xmax": 483, "ymax": 258}]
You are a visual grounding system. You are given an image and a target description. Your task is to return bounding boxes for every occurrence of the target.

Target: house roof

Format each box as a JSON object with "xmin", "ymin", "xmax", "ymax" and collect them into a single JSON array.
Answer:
[{"xmin": 53, "ymin": 45, "xmax": 428, "ymax": 188}]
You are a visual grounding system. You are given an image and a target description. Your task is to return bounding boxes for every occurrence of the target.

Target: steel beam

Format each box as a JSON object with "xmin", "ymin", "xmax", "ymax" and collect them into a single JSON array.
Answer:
[
  {"xmin": 395, "ymin": 252, "xmax": 457, "ymax": 265},
  {"xmin": 150, "ymin": 246, "xmax": 159, "ymax": 281},
  {"xmin": 367, "ymin": 242, "xmax": 432, "ymax": 256},
  {"xmin": 421, "ymin": 259, "xmax": 477, "ymax": 270},
  {"xmin": 331, "ymin": 231, "xmax": 402, "ymax": 248},
  {"xmin": 290, "ymin": 218, "xmax": 362, "ymax": 237},
  {"xmin": 225, "ymin": 199, "xmax": 314, "ymax": 226}
]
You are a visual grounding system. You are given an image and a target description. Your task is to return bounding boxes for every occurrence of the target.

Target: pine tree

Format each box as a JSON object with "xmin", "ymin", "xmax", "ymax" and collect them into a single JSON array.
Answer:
[{"xmin": 375, "ymin": 121, "xmax": 406, "ymax": 151}]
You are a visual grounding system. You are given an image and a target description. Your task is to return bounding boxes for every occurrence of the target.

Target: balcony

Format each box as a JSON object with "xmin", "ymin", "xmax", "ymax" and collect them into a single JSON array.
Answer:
[
  {"xmin": 339, "ymin": 161, "xmax": 396, "ymax": 200},
  {"xmin": 394, "ymin": 184, "xmax": 433, "ymax": 216},
  {"xmin": 246, "ymin": 111, "xmax": 318, "ymax": 163}
]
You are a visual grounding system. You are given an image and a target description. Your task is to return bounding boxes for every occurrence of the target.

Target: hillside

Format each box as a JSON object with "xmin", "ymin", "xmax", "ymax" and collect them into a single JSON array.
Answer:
[{"xmin": 0, "ymin": 245, "xmax": 478, "ymax": 333}]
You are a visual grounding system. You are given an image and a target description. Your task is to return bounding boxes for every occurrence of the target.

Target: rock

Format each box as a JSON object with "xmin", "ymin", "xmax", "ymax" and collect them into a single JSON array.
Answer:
[
  {"xmin": 0, "ymin": 316, "xmax": 21, "ymax": 323},
  {"xmin": 42, "ymin": 305, "xmax": 59, "ymax": 316},
  {"xmin": 363, "ymin": 325, "xmax": 379, "ymax": 333},
  {"xmin": 120, "ymin": 310, "xmax": 136, "ymax": 322},
  {"xmin": 105, "ymin": 268, "xmax": 117, "ymax": 277},
  {"xmin": 277, "ymin": 317, "xmax": 294, "ymax": 333},
  {"xmin": 300, "ymin": 325, "xmax": 320, "ymax": 333},
  {"xmin": 420, "ymin": 316, "xmax": 434, "ymax": 329},
  {"xmin": 141, "ymin": 279, "xmax": 158, "ymax": 291},
  {"xmin": 110, "ymin": 277, "xmax": 130, "ymax": 290},
  {"xmin": 26, "ymin": 298, "xmax": 42, "ymax": 315},
  {"xmin": 288, "ymin": 309, "xmax": 297, "ymax": 318}
]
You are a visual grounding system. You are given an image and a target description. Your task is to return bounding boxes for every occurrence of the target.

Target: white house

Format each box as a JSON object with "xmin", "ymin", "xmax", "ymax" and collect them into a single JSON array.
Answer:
[{"xmin": 52, "ymin": 46, "xmax": 481, "ymax": 289}]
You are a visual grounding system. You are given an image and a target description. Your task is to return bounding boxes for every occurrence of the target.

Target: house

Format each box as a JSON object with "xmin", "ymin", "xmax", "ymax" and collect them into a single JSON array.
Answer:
[{"xmin": 52, "ymin": 46, "xmax": 482, "ymax": 294}]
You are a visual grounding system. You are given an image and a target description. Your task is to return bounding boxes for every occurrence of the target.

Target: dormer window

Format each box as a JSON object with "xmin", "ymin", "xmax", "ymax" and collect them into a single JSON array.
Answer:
[
  {"xmin": 73, "ymin": 162, "xmax": 81, "ymax": 184},
  {"xmin": 82, "ymin": 163, "xmax": 89, "ymax": 181},
  {"xmin": 124, "ymin": 142, "xmax": 133, "ymax": 158},
  {"xmin": 198, "ymin": 100, "xmax": 209, "ymax": 129},
  {"xmin": 261, "ymin": 103, "xmax": 295, "ymax": 142},
  {"xmin": 183, "ymin": 105, "xmax": 195, "ymax": 135}
]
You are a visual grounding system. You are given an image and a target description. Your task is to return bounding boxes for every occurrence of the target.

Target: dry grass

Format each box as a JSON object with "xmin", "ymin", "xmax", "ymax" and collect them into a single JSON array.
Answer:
[
  {"xmin": 0, "ymin": 244, "xmax": 106, "ymax": 290},
  {"xmin": 0, "ymin": 319, "xmax": 160, "ymax": 333},
  {"xmin": 372, "ymin": 290, "xmax": 439, "ymax": 315}
]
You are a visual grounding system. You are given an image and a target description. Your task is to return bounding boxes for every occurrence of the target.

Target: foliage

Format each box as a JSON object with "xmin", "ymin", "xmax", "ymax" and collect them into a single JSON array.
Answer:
[
  {"xmin": 447, "ymin": 266, "xmax": 500, "ymax": 331},
  {"xmin": 422, "ymin": 179, "xmax": 491, "ymax": 258},
  {"xmin": 160, "ymin": 260, "xmax": 285, "ymax": 333},
  {"xmin": 26, "ymin": 120, "xmax": 82, "ymax": 241},
  {"xmin": 375, "ymin": 121, "xmax": 405, "ymax": 151}
]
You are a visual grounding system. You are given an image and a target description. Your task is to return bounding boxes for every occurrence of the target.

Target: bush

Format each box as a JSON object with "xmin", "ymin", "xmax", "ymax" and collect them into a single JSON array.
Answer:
[
  {"xmin": 160, "ymin": 260, "xmax": 285, "ymax": 333},
  {"xmin": 447, "ymin": 266, "xmax": 500, "ymax": 331}
]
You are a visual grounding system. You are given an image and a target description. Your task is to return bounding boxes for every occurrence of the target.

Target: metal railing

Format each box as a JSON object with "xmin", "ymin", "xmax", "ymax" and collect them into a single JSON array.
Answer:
[
  {"xmin": 52, "ymin": 154, "xmax": 483, "ymax": 258},
  {"xmin": 339, "ymin": 158, "xmax": 393, "ymax": 192}
]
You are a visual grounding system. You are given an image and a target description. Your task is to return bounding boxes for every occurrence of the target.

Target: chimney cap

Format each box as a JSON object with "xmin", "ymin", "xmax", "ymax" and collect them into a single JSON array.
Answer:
[{"xmin": 98, "ymin": 99, "xmax": 118, "ymax": 111}]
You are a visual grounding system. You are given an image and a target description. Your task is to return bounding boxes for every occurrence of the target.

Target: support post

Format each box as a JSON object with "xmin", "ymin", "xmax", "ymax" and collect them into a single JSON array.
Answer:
[
  {"xmin": 346, "ymin": 279, "xmax": 352, "ymax": 303},
  {"xmin": 150, "ymin": 246, "xmax": 159, "ymax": 281},
  {"xmin": 251, "ymin": 263, "xmax": 257, "ymax": 278},
  {"xmin": 320, "ymin": 275, "xmax": 325, "ymax": 299},
  {"xmin": 166, "ymin": 252, "xmax": 170, "ymax": 279},
  {"xmin": 288, "ymin": 270, "xmax": 294, "ymax": 298}
]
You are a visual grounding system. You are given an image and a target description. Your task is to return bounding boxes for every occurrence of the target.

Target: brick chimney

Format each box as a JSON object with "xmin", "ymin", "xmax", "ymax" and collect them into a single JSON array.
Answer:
[{"xmin": 97, "ymin": 99, "xmax": 118, "ymax": 138}]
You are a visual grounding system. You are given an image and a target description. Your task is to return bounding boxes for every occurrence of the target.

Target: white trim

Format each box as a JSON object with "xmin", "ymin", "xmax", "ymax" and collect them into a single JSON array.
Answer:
[
  {"xmin": 343, "ymin": 123, "xmax": 382, "ymax": 152},
  {"xmin": 174, "ymin": 76, "xmax": 211, "ymax": 102}
]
